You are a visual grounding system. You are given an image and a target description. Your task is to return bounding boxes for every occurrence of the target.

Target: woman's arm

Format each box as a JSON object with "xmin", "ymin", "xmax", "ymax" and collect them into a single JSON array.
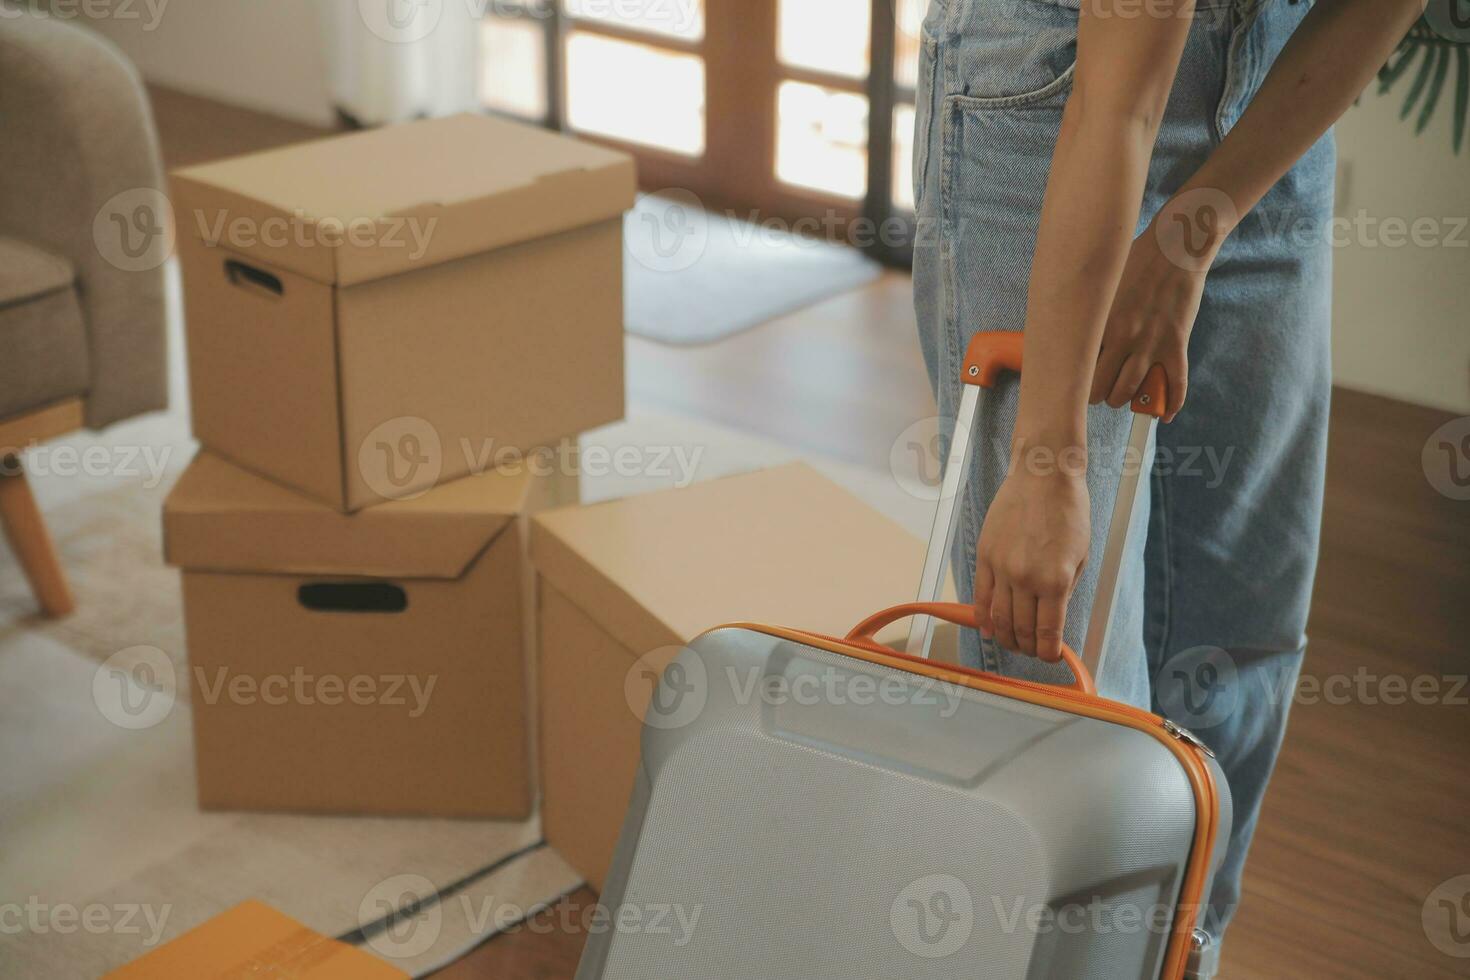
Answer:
[
  {"xmin": 1091, "ymin": 0, "xmax": 1425, "ymax": 419},
  {"xmin": 983, "ymin": 0, "xmax": 1426, "ymax": 664},
  {"xmin": 976, "ymin": 0, "xmax": 1196, "ymax": 662}
]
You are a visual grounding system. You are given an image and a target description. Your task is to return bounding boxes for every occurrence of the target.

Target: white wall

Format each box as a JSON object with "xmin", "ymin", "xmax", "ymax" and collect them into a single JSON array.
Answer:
[
  {"xmin": 66, "ymin": 0, "xmax": 335, "ymax": 126},
  {"xmin": 1332, "ymin": 86, "xmax": 1470, "ymax": 414}
]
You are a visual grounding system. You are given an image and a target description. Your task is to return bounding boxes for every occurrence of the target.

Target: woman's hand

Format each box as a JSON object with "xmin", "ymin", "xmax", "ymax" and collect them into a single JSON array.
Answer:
[
  {"xmin": 974, "ymin": 467, "xmax": 1091, "ymax": 663},
  {"xmin": 1090, "ymin": 216, "xmax": 1210, "ymax": 422}
]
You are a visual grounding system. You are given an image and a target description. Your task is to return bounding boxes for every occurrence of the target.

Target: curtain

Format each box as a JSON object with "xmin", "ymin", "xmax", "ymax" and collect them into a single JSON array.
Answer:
[{"xmin": 324, "ymin": 0, "xmax": 480, "ymax": 126}]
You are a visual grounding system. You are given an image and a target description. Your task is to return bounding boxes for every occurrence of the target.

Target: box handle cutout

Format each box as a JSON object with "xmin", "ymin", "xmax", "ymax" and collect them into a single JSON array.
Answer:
[
  {"xmin": 297, "ymin": 583, "xmax": 408, "ymax": 613},
  {"xmin": 224, "ymin": 259, "xmax": 284, "ymax": 298}
]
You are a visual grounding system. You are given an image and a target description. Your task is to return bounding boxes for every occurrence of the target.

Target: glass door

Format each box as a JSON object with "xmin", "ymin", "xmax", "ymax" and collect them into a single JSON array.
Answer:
[{"xmin": 479, "ymin": 0, "xmax": 919, "ymax": 261}]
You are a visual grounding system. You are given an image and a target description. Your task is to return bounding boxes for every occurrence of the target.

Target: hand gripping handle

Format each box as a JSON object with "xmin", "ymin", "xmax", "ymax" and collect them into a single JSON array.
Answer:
[
  {"xmin": 961, "ymin": 331, "xmax": 1168, "ymax": 418},
  {"xmin": 900, "ymin": 331, "xmax": 1167, "ymax": 677},
  {"xmin": 848, "ymin": 602, "xmax": 1096, "ymax": 696}
]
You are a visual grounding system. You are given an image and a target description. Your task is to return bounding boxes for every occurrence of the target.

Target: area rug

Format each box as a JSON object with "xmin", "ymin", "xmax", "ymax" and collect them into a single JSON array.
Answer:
[
  {"xmin": 0, "ymin": 630, "xmax": 581, "ymax": 978},
  {"xmin": 0, "ymin": 430, "xmax": 580, "ymax": 978},
  {"xmin": 624, "ymin": 193, "xmax": 882, "ymax": 346}
]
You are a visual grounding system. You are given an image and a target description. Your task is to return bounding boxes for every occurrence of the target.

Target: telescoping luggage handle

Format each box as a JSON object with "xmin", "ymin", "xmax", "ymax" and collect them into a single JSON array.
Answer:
[{"xmin": 905, "ymin": 332, "xmax": 1167, "ymax": 685}]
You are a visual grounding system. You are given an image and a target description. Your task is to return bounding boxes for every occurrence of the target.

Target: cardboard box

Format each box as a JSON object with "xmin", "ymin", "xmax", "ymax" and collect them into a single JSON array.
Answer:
[
  {"xmin": 171, "ymin": 113, "xmax": 635, "ymax": 512},
  {"xmin": 103, "ymin": 900, "xmax": 406, "ymax": 979},
  {"xmin": 531, "ymin": 463, "xmax": 949, "ymax": 891},
  {"xmin": 164, "ymin": 451, "xmax": 572, "ymax": 818}
]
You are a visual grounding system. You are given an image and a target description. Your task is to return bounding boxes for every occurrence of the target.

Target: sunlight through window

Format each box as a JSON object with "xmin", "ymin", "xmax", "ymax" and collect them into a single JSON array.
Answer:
[
  {"xmin": 776, "ymin": 81, "xmax": 869, "ymax": 199},
  {"xmin": 480, "ymin": 17, "xmax": 548, "ymax": 121},
  {"xmin": 778, "ymin": 0, "xmax": 870, "ymax": 79},
  {"xmin": 567, "ymin": 32, "xmax": 706, "ymax": 155}
]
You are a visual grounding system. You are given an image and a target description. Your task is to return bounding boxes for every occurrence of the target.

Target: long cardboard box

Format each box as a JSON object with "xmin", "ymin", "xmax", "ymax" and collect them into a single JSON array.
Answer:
[{"xmin": 103, "ymin": 901, "xmax": 405, "ymax": 979}]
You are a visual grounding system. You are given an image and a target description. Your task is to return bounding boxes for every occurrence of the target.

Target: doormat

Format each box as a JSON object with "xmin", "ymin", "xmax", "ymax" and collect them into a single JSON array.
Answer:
[{"xmin": 624, "ymin": 193, "xmax": 882, "ymax": 346}]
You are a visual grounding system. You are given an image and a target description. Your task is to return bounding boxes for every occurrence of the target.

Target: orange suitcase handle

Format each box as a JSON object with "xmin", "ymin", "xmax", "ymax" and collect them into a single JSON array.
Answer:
[
  {"xmin": 847, "ymin": 602, "xmax": 1097, "ymax": 696},
  {"xmin": 962, "ymin": 331, "xmax": 1168, "ymax": 419}
]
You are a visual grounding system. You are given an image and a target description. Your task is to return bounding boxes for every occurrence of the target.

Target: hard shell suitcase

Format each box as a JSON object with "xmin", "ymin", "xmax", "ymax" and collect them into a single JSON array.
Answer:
[{"xmin": 575, "ymin": 334, "xmax": 1233, "ymax": 980}]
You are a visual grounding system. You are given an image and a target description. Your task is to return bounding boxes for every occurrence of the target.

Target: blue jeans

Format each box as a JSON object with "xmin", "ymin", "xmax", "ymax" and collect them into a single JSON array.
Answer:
[{"xmin": 912, "ymin": 0, "xmax": 1334, "ymax": 971}]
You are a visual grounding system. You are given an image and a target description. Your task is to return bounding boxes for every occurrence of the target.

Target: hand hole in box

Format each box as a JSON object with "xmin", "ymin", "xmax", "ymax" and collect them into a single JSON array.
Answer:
[
  {"xmin": 297, "ymin": 582, "xmax": 408, "ymax": 613},
  {"xmin": 224, "ymin": 259, "xmax": 284, "ymax": 298}
]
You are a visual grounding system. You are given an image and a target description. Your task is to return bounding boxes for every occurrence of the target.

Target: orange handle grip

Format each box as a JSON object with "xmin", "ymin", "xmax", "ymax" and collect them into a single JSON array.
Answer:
[
  {"xmin": 846, "ymin": 601, "xmax": 1097, "ymax": 696},
  {"xmin": 961, "ymin": 332, "xmax": 1167, "ymax": 420}
]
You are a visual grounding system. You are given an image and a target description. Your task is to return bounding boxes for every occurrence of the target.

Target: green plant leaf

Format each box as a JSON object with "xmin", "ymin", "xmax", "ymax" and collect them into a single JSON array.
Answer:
[
  {"xmin": 1455, "ymin": 46, "xmax": 1469, "ymax": 153},
  {"xmin": 1417, "ymin": 45, "xmax": 1452, "ymax": 134},
  {"xmin": 1374, "ymin": 16, "xmax": 1470, "ymax": 152},
  {"xmin": 1379, "ymin": 44, "xmax": 1419, "ymax": 93},
  {"xmin": 1401, "ymin": 42, "xmax": 1439, "ymax": 120}
]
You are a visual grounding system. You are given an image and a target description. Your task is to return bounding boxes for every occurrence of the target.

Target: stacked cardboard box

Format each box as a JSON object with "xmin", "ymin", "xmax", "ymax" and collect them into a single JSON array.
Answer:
[
  {"xmin": 163, "ymin": 114, "xmax": 635, "ymax": 817},
  {"xmin": 529, "ymin": 463, "xmax": 956, "ymax": 890}
]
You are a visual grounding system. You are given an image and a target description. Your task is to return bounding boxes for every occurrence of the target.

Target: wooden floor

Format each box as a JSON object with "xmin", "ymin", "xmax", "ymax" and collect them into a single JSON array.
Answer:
[{"xmin": 148, "ymin": 90, "xmax": 1470, "ymax": 979}]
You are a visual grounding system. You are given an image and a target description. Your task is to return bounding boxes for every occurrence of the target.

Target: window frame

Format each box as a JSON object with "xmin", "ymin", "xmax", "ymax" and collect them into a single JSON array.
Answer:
[{"xmin": 479, "ymin": 0, "xmax": 917, "ymax": 266}]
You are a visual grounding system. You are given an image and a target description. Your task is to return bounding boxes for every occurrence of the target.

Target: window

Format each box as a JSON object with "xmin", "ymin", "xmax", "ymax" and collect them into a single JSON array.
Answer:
[{"xmin": 478, "ymin": 0, "xmax": 919, "ymax": 262}]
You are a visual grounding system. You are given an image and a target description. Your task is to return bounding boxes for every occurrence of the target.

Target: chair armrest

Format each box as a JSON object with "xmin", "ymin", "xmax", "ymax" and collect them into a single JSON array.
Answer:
[{"xmin": 0, "ymin": 12, "xmax": 167, "ymax": 429}]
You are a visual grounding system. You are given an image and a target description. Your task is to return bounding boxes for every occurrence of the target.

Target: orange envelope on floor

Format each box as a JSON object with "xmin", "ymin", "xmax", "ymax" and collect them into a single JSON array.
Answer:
[{"xmin": 102, "ymin": 900, "xmax": 406, "ymax": 979}]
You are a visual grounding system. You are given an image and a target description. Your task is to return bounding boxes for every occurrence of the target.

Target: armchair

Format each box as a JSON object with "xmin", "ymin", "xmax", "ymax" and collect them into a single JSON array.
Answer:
[{"xmin": 0, "ymin": 12, "xmax": 168, "ymax": 616}]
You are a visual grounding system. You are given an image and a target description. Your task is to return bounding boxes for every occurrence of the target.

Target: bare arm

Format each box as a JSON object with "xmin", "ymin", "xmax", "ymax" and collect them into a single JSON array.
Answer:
[
  {"xmin": 980, "ymin": 0, "xmax": 1424, "ymax": 663},
  {"xmin": 1014, "ymin": 1, "xmax": 1196, "ymax": 449},
  {"xmin": 977, "ymin": 0, "xmax": 1195, "ymax": 661},
  {"xmin": 1089, "ymin": 0, "xmax": 1423, "ymax": 422},
  {"xmin": 1162, "ymin": 0, "xmax": 1423, "ymax": 256}
]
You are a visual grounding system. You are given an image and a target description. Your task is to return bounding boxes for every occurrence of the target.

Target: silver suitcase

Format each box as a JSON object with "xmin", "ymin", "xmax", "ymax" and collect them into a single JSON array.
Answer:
[{"xmin": 576, "ymin": 333, "xmax": 1232, "ymax": 980}]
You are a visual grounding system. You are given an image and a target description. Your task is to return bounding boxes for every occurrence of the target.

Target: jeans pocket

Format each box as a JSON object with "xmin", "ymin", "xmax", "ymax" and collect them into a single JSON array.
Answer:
[
  {"xmin": 948, "ymin": 62, "xmax": 1075, "ymax": 112},
  {"xmin": 948, "ymin": 0, "xmax": 1078, "ymax": 105}
]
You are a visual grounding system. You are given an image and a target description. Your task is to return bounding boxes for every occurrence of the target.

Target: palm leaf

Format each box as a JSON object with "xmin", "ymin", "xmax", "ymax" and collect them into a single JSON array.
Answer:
[
  {"xmin": 1417, "ymin": 45, "xmax": 1452, "ymax": 133},
  {"xmin": 1378, "ymin": 45, "xmax": 1420, "ymax": 93},
  {"xmin": 1400, "ymin": 40, "xmax": 1440, "ymax": 120},
  {"xmin": 1455, "ymin": 45, "xmax": 1468, "ymax": 153},
  {"xmin": 1377, "ymin": 14, "xmax": 1470, "ymax": 154}
]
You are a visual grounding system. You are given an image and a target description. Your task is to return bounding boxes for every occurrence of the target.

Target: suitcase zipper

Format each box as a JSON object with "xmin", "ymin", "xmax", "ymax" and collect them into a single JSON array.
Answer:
[{"xmin": 1162, "ymin": 719, "xmax": 1216, "ymax": 759}]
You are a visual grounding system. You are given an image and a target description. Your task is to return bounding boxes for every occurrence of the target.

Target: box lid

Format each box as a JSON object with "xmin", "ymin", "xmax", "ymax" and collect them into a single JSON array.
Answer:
[
  {"xmin": 164, "ymin": 451, "xmax": 536, "ymax": 579},
  {"xmin": 102, "ymin": 900, "xmax": 406, "ymax": 979},
  {"xmin": 530, "ymin": 463, "xmax": 928, "ymax": 658},
  {"xmin": 170, "ymin": 113, "xmax": 636, "ymax": 286}
]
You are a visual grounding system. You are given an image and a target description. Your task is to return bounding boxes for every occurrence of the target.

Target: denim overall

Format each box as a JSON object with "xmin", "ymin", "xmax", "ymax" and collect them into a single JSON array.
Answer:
[{"xmin": 911, "ymin": 0, "xmax": 1334, "ymax": 972}]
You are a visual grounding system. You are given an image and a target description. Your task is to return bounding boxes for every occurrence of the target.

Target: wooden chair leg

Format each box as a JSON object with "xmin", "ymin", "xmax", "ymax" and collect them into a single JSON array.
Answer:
[{"xmin": 0, "ymin": 455, "xmax": 75, "ymax": 618}]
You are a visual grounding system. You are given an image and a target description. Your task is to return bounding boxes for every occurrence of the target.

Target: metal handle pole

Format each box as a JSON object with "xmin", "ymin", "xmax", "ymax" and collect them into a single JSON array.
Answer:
[{"xmin": 905, "ymin": 385, "xmax": 981, "ymax": 658}]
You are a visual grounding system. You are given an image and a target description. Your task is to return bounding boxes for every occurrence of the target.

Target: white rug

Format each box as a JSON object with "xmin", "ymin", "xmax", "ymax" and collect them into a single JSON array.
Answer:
[
  {"xmin": 625, "ymin": 193, "xmax": 882, "ymax": 346},
  {"xmin": 0, "ymin": 633, "xmax": 581, "ymax": 978}
]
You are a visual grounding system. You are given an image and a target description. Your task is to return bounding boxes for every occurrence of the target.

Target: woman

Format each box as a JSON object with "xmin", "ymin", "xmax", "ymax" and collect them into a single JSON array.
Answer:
[{"xmin": 911, "ymin": 0, "xmax": 1421, "ymax": 973}]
